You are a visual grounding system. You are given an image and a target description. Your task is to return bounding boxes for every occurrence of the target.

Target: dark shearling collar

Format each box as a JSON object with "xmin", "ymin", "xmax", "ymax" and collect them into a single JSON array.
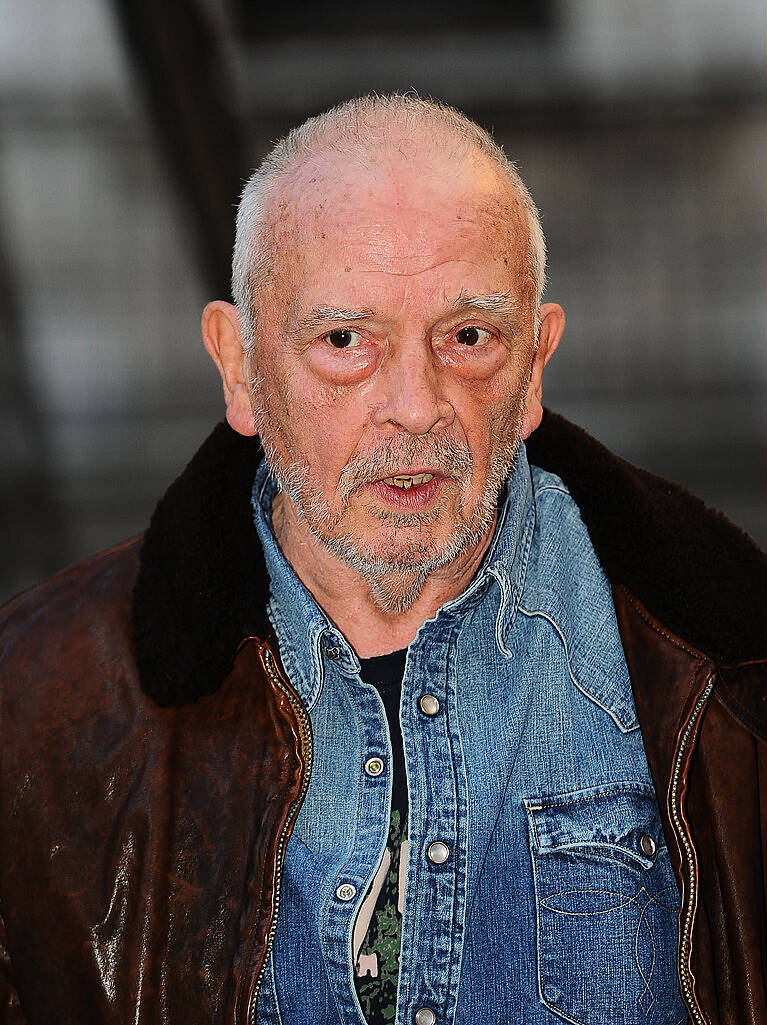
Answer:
[
  {"xmin": 133, "ymin": 411, "xmax": 767, "ymax": 707},
  {"xmin": 132, "ymin": 423, "xmax": 270, "ymax": 707}
]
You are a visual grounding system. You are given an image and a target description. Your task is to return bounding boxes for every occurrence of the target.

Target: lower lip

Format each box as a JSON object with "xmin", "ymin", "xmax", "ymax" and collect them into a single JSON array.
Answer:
[{"xmin": 368, "ymin": 475, "xmax": 446, "ymax": 509}]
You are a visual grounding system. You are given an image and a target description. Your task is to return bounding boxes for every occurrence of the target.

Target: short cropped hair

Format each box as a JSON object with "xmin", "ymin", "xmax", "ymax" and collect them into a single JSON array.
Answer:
[{"xmin": 232, "ymin": 93, "xmax": 547, "ymax": 352}]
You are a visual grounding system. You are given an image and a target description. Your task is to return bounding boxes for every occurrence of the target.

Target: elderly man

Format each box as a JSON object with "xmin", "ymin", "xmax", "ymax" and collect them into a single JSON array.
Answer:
[{"xmin": 0, "ymin": 96, "xmax": 764, "ymax": 1025}]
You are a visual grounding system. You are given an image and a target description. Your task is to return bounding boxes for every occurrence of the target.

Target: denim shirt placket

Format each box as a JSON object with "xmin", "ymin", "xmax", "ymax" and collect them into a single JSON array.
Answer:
[
  {"xmin": 395, "ymin": 612, "xmax": 469, "ymax": 1023},
  {"xmin": 321, "ymin": 655, "xmax": 395, "ymax": 1023}
]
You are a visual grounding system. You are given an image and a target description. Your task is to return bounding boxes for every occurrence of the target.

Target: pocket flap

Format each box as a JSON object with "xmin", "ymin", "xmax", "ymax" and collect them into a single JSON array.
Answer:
[{"xmin": 524, "ymin": 782, "xmax": 663, "ymax": 868}]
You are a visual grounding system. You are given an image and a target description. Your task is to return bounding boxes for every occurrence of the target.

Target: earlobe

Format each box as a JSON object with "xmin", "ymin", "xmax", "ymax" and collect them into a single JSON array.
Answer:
[
  {"xmin": 201, "ymin": 300, "xmax": 258, "ymax": 437},
  {"xmin": 224, "ymin": 395, "xmax": 259, "ymax": 437}
]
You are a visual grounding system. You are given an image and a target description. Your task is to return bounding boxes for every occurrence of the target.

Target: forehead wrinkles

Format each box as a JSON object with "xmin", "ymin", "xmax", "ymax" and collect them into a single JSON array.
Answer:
[
  {"xmin": 274, "ymin": 198, "xmax": 524, "ymax": 275},
  {"xmin": 262, "ymin": 150, "xmax": 532, "ymax": 305}
]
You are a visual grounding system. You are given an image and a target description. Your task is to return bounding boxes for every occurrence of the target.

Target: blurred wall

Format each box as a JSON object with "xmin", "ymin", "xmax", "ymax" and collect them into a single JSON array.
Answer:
[{"xmin": 0, "ymin": 0, "xmax": 764, "ymax": 603}]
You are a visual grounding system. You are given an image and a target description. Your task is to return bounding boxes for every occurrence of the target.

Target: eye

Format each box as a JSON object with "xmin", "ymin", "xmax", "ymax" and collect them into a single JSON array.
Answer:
[
  {"xmin": 326, "ymin": 328, "xmax": 363, "ymax": 349},
  {"xmin": 455, "ymin": 326, "xmax": 492, "ymax": 346}
]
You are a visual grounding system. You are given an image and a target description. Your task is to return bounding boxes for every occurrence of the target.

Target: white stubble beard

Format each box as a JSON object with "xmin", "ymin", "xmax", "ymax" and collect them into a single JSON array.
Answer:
[{"xmin": 250, "ymin": 368, "xmax": 526, "ymax": 614}]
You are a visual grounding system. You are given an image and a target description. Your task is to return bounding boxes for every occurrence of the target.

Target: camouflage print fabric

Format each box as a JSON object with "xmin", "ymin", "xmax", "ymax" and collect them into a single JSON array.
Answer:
[{"xmin": 353, "ymin": 808, "xmax": 408, "ymax": 1024}]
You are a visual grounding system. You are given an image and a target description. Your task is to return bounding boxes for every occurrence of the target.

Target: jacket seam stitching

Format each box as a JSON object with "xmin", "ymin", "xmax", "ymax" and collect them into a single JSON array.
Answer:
[{"xmin": 621, "ymin": 589, "xmax": 710, "ymax": 662}]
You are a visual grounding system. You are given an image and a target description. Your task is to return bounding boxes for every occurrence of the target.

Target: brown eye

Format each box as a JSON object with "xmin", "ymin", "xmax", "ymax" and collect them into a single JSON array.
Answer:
[
  {"xmin": 456, "ymin": 327, "xmax": 490, "ymax": 346},
  {"xmin": 327, "ymin": 329, "xmax": 361, "ymax": 349}
]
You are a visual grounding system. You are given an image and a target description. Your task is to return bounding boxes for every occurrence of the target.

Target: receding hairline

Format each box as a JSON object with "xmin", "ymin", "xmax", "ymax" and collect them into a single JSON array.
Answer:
[{"xmin": 262, "ymin": 130, "xmax": 530, "ymax": 244}]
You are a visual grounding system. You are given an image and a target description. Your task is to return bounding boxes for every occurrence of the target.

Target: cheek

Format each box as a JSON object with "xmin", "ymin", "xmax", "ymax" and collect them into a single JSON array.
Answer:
[
  {"xmin": 262, "ymin": 357, "xmax": 328, "ymax": 424},
  {"xmin": 452, "ymin": 365, "xmax": 522, "ymax": 420},
  {"xmin": 306, "ymin": 401, "xmax": 371, "ymax": 472},
  {"xmin": 272, "ymin": 372, "xmax": 372, "ymax": 475},
  {"xmin": 452, "ymin": 377, "xmax": 526, "ymax": 468}
]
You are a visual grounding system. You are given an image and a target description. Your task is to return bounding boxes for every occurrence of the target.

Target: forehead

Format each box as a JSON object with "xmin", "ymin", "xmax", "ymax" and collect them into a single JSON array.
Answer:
[{"xmin": 262, "ymin": 142, "xmax": 531, "ymax": 310}]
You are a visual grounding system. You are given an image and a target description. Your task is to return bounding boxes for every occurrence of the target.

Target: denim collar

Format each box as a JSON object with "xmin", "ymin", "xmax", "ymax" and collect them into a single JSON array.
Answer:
[
  {"xmin": 518, "ymin": 470, "xmax": 639, "ymax": 732},
  {"xmin": 251, "ymin": 445, "xmax": 535, "ymax": 709}
]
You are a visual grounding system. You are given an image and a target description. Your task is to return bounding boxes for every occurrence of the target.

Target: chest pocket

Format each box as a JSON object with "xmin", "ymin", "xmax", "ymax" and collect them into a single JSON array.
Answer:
[{"xmin": 524, "ymin": 782, "xmax": 685, "ymax": 1025}]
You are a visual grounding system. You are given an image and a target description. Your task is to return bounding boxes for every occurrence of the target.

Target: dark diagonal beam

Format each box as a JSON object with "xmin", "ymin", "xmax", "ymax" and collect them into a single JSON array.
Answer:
[{"xmin": 112, "ymin": 0, "xmax": 247, "ymax": 298}]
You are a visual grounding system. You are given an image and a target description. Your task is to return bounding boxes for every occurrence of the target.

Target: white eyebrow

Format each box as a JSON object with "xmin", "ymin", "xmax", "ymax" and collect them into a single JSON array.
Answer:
[
  {"xmin": 293, "ymin": 294, "xmax": 521, "ymax": 336},
  {"xmin": 296, "ymin": 306, "xmax": 374, "ymax": 333},
  {"xmin": 453, "ymin": 291, "xmax": 521, "ymax": 322}
]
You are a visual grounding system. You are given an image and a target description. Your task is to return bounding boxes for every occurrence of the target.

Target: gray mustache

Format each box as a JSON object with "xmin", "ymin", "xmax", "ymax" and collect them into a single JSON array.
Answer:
[{"xmin": 338, "ymin": 436, "xmax": 473, "ymax": 497}]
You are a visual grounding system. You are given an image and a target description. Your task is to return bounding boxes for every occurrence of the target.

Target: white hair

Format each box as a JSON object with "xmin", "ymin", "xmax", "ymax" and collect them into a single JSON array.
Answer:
[{"xmin": 231, "ymin": 93, "xmax": 547, "ymax": 354}]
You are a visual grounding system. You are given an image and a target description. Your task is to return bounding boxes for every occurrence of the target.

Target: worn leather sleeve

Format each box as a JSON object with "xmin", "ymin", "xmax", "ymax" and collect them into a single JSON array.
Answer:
[
  {"xmin": 0, "ymin": 912, "xmax": 28, "ymax": 1025},
  {"xmin": 686, "ymin": 662, "xmax": 767, "ymax": 1025}
]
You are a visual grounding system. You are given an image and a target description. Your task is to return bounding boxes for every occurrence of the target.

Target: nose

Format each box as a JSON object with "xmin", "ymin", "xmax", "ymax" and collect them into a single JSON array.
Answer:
[{"xmin": 373, "ymin": 342, "xmax": 455, "ymax": 435}]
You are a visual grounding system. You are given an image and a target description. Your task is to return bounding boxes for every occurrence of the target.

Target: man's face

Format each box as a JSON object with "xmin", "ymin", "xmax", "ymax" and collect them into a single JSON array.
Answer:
[{"xmin": 245, "ymin": 147, "xmax": 546, "ymax": 599}]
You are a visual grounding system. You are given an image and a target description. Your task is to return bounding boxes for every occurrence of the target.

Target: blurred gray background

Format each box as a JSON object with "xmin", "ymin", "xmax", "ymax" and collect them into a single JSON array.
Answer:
[{"xmin": 1, "ymin": 0, "xmax": 765, "ymax": 604}]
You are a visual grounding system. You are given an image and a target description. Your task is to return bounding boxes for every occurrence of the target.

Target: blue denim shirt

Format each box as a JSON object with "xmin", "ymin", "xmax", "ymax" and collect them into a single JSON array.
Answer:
[{"xmin": 251, "ymin": 444, "xmax": 684, "ymax": 1025}]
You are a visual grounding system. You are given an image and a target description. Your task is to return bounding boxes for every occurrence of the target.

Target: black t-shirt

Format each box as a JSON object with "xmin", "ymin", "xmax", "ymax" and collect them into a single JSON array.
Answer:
[
  {"xmin": 353, "ymin": 648, "xmax": 408, "ymax": 1025},
  {"xmin": 360, "ymin": 650, "xmax": 408, "ymax": 820}
]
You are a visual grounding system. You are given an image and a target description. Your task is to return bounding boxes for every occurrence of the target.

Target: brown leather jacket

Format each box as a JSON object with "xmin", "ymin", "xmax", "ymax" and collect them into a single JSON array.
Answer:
[{"xmin": 1, "ymin": 413, "xmax": 765, "ymax": 1025}]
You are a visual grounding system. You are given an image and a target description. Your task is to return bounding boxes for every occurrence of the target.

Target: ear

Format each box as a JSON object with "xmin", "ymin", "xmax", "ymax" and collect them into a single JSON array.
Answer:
[
  {"xmin": 201, "ymin": 301, "xmax": 258, "ymax": 437},
  {"xmin": 520, "ymin": 302, "xmax": 565, "ymax": 440}
]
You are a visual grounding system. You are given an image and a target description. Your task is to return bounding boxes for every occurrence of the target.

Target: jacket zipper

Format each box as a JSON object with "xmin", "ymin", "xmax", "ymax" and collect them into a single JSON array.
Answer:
[
  {"xmin": 245, "ymin": 645, "xmax": 314, "ymax": 1025},
  {"xmin": 668, "ymin": 673, "xmax": 714, "ymax": 1025}
]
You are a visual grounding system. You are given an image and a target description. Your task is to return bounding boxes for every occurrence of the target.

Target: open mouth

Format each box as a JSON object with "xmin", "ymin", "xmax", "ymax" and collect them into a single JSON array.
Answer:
[
  {"xmin": 380, "ymin": 472, "xmax": 436, "ymax": 490},
  {"xmin": 368, "ymin": 471, "xmax": 446, "ymax": 510}
]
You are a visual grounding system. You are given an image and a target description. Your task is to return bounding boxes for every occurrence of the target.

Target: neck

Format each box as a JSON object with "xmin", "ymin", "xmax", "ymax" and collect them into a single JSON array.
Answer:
[{"xmin": 272, "ymin": 492, "xmax": 497, "ymax": 658}]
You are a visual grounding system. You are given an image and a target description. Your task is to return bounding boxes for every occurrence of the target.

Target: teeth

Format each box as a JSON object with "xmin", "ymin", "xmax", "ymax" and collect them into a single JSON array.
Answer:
[{"xmin": 382, "ymin": 473, "xmax": 435, "ymax": 489}]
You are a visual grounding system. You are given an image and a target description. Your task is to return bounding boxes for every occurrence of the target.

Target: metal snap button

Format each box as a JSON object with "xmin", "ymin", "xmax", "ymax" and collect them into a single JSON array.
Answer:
[
  {"xmin": 543, "ymin": 982, "xmax": 562, "ymax": 1003},
  {"xmin": 364, "ymin": 757, "xmax": 385, "ymax": 777},
  {"xmin": 335, "ymin": 883, "xmax": 357, "ymax": 902},
  {"xmin": 414, "ymin": 1009, "xmax": 436, "ymax": 1025},
  {"xmin": 426, "ymin": 841, "xmax": 450, "ymax": 865},
  {"xmin": 324, "ymin": 645, "xmax": 341, "ymax": 660},
  {"xmin": 418, "ymin": 694, "xmax": 440, "ymax": 716},
  {"xmin": 639, "ymin": 834, "xmax": 657, "ymax": 858}
]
